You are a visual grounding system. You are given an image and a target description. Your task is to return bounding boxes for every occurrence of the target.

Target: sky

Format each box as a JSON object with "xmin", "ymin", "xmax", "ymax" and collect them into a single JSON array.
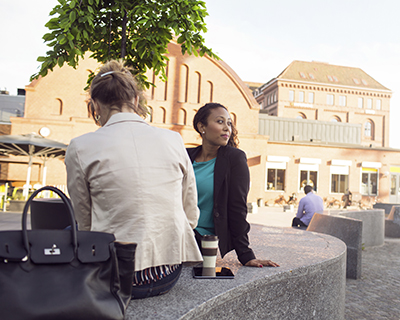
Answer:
[{"xmin": 1, "ymin": 0, "xmax": 400, "ymax": 146}]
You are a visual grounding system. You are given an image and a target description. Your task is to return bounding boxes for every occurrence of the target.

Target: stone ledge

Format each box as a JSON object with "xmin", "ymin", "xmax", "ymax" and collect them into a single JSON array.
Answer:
[
  {"xmin": 323, "ymin": 209, "xmax": 385, "ymax": 247},
  {"xmin": 126, "ymin": 225, "xmax": 346, "ymax": 320}
]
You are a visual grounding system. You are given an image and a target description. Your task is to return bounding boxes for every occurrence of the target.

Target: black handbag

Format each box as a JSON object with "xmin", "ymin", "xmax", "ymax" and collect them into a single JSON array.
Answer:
[{"xmin": 0, "ymin": 186, "xmax": 136, "ymax": 320}]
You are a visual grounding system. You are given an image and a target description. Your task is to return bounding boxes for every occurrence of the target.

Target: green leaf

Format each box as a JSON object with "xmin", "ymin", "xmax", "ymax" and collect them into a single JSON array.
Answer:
[
  {"xmin": 58, "ymin": 56, "xmax": 65, "ymax": 67},
  {"xmin": 43, "ymin": 33, "xmax": 55, "ymax": 41},
  {"xmin": 69, "ymin": 10, "xmax": 76, "ymax": 23},
  {"xmin": 37, "ymin": 56, "xmax": 47, "ymax": 62},
  {"xmin": 82, "ymin": 30, "xmax": 89, "ymax": 40},
  {"xmin": 59, "ymin": 35, "xmax": 67, "ymax": 45}
]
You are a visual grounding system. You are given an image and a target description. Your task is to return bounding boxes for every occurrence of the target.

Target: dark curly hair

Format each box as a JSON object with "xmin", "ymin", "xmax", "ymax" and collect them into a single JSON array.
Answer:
[{"xmin": 193, "ymin": 103, "xmax": 239, "ymax": 148}]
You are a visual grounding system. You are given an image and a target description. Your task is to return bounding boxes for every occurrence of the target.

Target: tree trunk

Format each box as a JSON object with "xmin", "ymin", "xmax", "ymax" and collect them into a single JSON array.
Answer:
[{"xmin": 121, "ymin": 10, "xmax": 127, "ymax": 59}]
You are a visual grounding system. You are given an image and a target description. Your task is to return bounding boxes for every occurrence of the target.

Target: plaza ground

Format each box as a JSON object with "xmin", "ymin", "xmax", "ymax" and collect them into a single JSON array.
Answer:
[{"xmin": 1, "ymin": 206, "xmax": 399, "ymax": 319}]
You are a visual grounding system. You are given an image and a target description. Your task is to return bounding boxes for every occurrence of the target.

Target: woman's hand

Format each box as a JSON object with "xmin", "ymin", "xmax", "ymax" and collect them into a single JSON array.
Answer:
[{"xmin": 245, "ymin": 259, "xmax": 280, "ymax": 268}]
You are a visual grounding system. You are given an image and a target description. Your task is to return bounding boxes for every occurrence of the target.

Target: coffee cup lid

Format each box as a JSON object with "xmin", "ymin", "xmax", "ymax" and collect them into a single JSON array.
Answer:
[{"xmin": 202, "ymin": 234, "xmax": 218, "ymax": 241}]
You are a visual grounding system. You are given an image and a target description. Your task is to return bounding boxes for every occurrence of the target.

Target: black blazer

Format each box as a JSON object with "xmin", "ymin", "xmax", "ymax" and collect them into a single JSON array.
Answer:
[{"xmin": 187, "ymin": 145, "xmax": 256, "ymax": 265}]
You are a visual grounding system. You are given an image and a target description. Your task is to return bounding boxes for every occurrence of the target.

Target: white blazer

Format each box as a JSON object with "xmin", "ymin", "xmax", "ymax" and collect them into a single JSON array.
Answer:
[{"xmin": 65, "ymin": 112, "xmax": 202, "ymax": 271}]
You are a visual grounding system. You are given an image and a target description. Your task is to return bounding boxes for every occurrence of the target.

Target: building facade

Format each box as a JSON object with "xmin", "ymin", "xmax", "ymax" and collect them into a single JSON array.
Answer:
[
  {"xmin": 254, "ymin": 60, "xmax": 392, "ymax": 148},
  {"xmin": 253, "ymin": 60, "xmax": 400, "ymax": 205},
  {"xmin": 5, "ymin": 52, "xmax": 400, "ymax": 206}
]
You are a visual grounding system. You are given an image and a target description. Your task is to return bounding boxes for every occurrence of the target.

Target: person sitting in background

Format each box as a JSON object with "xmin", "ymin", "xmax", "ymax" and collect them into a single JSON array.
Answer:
[
  {"xmin": 292, "ymin": 185, "xmax": 324, "ymax": 228},
  {"xmin": 65, "ymin": 60, "xmax": 202, "ymax": 299}
]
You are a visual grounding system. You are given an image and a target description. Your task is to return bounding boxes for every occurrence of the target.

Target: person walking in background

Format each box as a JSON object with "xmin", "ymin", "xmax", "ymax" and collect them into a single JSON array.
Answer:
[
  {"xmin": 187, "ymin": 103, "xmax": 279, "ymax": 268},
  {"xmin": 292, "ymin": 185, "xmax": 324, "ymax": 228},
  {"xmin": 65, "ymin": 60, "xmax": 202, "ymax": 299}
]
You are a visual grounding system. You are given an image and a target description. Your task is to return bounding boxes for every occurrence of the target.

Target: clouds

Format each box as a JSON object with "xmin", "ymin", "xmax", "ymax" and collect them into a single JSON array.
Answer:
[{"xmin": 203, "ymin": 0, "xmax": 400, "ymax": 147}]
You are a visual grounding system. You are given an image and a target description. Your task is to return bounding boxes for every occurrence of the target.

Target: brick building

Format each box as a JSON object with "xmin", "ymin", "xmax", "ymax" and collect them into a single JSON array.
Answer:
[{"xmin": 7, "ymin": 46, "xmax": 400, "ymax": 205}]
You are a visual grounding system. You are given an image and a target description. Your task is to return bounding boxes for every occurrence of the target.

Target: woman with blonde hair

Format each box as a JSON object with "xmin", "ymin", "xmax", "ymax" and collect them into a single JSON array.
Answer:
[{"xmin": 65, "ymin": 60, "xmax": 202, "ymax": 299}]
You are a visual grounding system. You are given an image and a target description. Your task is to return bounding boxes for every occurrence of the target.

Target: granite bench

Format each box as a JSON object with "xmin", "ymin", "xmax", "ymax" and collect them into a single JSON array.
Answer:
[
  {"xmin": 323, "ymin": 209, "xmax": 384, "ymax": 247},
  {"xmin": 373, "ymin": 203, "xmax": 399, "ymax": 215},
  {"xmin": 385, "ymin": 205, "xmax": 400, "ymax": 238},
  {"xmin": 126, "ymin": 225, "xmax": 346, "ymax": 320},
  {"xmin": 307, "ymin": 213, "xmax": 362, "ymax": 279}
]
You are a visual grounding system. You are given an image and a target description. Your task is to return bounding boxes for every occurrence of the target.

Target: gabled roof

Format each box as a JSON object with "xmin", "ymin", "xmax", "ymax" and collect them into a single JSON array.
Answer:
[{"xmin": 276, "ymin": 60, "xmax": 391, "ymax": 91}]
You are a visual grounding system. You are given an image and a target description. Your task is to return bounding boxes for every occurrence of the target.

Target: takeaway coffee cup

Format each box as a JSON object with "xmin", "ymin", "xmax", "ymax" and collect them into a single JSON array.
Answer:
[{"xmin": 201, "ymin": 235, "xmax": 219, "ymax": 277}]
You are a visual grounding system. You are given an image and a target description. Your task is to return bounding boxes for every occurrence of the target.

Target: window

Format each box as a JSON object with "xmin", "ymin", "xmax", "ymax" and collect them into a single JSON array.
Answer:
[
  {"xmin": 339, "ymin": 95, "xmax": 346, "ymax": 106},
  {"xmin": 299, "ymin": 164, "xmax": 318, "ymax": 191},
  {"xmin": 361, "ymin": 79, "xmax": 368, "ymax": 85},
  {"xmin": 266, "ymin": 160, "xmax": 287, "ymax": 191},
  {"xmin": 361, "ymin": 168, "xmax": 378, "ymax": 195},
  {"xmin": 376, "ymin": 99, "xmax": 382, "ymax": 110},
  {"xmin": 52, "ymin": 98, "xmax": 63, "ymax": 115},
  {"xmin": 299, "ymin": 72, "xmax": 306, "ymax": 78},
  {"xmin": 391, "ymin": 175, "xmax": 397, "ymax": 196},
  {"xmin": 330, "ymin": 116, "xmax": 341, "ymax": 122},
  {"xmin": 327, "ymin": 75, "xmax": 333, "ymax": 82},
  {"xmin": 299, "ymin": 91, "xmax": 304, "ymax": 102},
  {"xmin": 147, "ymin": 106, "xmax": 153, "ymax": 122},
  {"xmin": 367, "ymin": 98, "xmax": 372, "ymax": 109},
  {"xmin": 308, "ymin": 92, "xmax": 314, "ymax": 103},
  {"xmin": 358, "ymin": 97, "xmax": 364, "ymax": 108},
  {"xmin": 309, "ymin": 73, "xmax": 315, "ymax": 79},
  {"xmin": 297, "ymin": 112, "xmax": 306, "ymax": 119},
  {"xmin": 178, "ymin": 108, "xmax": 187, "ymax": 125},
  {"xmin": 327, "ymin": 94, "xmax": 334, "ymax": 105},
  {"xmin": 353, "ymin": 78, "xmax": 360, "ymax": 85},
  {"xmin": 289, "ymin": 90, "xmax": 294, "ymax": 102},
  {"xmin": 266, "ymin": 169, "xmax": 285, "ymax": 191},
  {"xmin": 330, "ymin": 166, "xmax": 349, "ymax": 193},
  {"xmin": 364, "ymin": 120, "xmax": 374, "ymax": 139}
]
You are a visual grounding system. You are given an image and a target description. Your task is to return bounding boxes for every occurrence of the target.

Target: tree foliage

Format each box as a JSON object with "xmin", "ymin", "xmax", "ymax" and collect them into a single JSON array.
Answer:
[{"xmin": 32, "ymin": 0, "xmax": 218, "ymax": 88}]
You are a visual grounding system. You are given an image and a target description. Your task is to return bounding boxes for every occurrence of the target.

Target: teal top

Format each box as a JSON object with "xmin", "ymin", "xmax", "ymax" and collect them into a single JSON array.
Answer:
[{"xmin": 193, "ymin": 157, "xmax": 216, "ymax": 236}]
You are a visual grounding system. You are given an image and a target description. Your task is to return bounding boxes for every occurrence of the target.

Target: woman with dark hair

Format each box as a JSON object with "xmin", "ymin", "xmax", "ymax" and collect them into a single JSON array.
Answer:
[
  {"xmin": 187, "ymin": 103, "xmax": 279, "ymax": 267},
  {"xmin": 65, "ymin": 60, "xmax": 202, "ymax": 299}
]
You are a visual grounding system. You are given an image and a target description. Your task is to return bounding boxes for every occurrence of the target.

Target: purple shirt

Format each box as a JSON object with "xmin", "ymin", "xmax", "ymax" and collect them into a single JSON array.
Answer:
[{"xmin": 296, "ymin": 192, "xmax": 324, "ymax": 225}]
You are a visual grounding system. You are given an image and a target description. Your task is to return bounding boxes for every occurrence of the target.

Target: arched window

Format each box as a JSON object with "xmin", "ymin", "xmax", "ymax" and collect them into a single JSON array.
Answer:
[
  {"xmin": 297, "ymin": 113, "xmax": 306, "ymax": 119},
  {"xmin": 146, "ymin": 106, "xmax": 153, "ymax": 123},
  {"xmin": 230, "ymin": 113, "xmax": 237, "ymax": 126},
  {"xmin": 178, "ymin": 108, "xmax": 187, "ymax": 125},
  {"xmin": 160, "ymin": 107, "xmax": 166, "ymax": 124},
  {"xmin": 330, "ymin": 116, "xmax": 341, "ymax": 122},
  {"xmin": 207, "ymin": 81, "xmax": 213, "ymax": 102},
  {"xmin": 364, "ymin": 120, "xmax": 374, "ymax": 139},
  {"xmin": 195, "ymin": 72, "xmax": 201, "ymax": 104},
  {"xmin": 178, "ymin": 65, "xmax": 189, "ymax": 102},
  {"xmin": 52, "ymin": 98, "xmax": 63, "ymax": 115}
]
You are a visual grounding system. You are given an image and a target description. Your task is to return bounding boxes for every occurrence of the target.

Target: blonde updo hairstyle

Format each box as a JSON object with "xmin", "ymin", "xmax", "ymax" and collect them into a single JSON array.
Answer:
[{"xmin": 88, "ymin": 60, "xmax": 147, "ymax": 125}]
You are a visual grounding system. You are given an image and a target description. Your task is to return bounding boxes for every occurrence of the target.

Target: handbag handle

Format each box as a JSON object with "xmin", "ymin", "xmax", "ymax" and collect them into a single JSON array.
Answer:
[{"xmin": 21, "ymin": 186, "xmax": 78, "ymax": 256}]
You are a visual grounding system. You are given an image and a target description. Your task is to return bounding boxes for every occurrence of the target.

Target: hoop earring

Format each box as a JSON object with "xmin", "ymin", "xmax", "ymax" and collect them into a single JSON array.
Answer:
[{"xmin": 95, "ymin": 114, "xmax": 101, "ymax": 121}]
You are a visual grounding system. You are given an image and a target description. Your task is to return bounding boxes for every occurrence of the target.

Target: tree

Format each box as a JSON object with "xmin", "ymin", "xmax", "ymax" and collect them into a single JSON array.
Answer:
[{"xmin": 31, "ymin": 0, "xmax": 218, "ymax": 88}]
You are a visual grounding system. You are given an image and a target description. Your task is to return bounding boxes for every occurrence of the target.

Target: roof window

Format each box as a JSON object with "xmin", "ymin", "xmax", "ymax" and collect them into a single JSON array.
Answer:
[
  {"xmin": 361, "ymin": 79, "xmax": 368, "ymax": 85},
  {"xmin": 309, "ymin": 73, "xmax": 315, "ymax": 79},
  {"xmin": 299, "ymin": 72, "xmax": 306, "ymax": 78},
  {"xmin": 353, "ymin": 78, "xmax": 360, "ymax": 84}
]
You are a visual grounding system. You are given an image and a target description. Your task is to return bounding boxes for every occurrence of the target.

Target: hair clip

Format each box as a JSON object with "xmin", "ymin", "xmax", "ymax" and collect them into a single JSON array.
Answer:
[{"xmin": 101, "ymin": 71, "xmax": 115, "ymax": 77}]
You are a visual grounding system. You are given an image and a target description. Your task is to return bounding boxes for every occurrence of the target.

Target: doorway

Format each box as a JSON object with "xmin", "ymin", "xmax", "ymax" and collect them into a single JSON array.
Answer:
[{"xmin": 389, "ymin": 173, "xmax": 400, "ymax": 203}]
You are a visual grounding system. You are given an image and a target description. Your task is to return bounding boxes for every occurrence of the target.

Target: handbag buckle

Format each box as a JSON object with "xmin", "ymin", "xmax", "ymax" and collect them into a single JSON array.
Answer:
[{"xmin": 44, "ymin": 244, "xmax": 61, "ymax": 256}]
